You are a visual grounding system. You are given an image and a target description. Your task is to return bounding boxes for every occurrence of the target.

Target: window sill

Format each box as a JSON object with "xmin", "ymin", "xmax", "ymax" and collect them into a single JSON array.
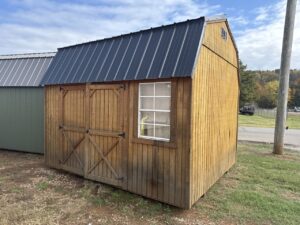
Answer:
[{"xmin": 131, "ymin": 137, "xmax": 177, "ymax": 149}]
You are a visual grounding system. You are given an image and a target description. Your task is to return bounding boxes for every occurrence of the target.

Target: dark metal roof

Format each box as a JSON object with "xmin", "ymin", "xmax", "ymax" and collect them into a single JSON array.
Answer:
[
  {"xmin": 0, "ymin": 52, "xmax": 55, "ymax": 87},
  {"xmin": 42, "ymin": 17, "xmax": 205, "ymax": 85}
]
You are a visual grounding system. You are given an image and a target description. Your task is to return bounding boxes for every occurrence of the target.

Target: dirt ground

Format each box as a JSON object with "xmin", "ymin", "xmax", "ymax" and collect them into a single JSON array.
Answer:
[
  {"xmin": 2, "ymin": 145, "xmax": 298, "ymax": 225},
  {"xmin": 0, "ymin": 150, "xmax": 213, "ymax": 225}
]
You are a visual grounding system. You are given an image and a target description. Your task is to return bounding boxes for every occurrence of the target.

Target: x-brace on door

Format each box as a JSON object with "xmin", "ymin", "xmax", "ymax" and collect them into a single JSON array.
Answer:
[
  {"xmin": 59, "ymin": 85, "xmax": 86, "ymax": 176},
  {"xmin": 85, "ymin": 84, "xmax": 125, "ymax": 186},
  {"xmin": 59, "ymin": 84, "xmax": 126, "ymax": 186}
]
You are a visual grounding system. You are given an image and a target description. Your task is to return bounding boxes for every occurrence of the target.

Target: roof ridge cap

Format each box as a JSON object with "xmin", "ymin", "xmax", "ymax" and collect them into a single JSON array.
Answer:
[{"xmin": 0, "ymin": 52, "xmax": 56, "ymax": 60}]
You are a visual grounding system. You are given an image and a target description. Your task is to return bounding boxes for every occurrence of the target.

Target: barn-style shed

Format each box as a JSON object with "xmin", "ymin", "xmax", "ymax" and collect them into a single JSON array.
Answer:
[
  {"xmin": 42, "ymin": 16, "xmax": 239, "ymax": 208},
  {"xmin": 0, "ymin": 52, "xmax": 55, "ymax": 153}
]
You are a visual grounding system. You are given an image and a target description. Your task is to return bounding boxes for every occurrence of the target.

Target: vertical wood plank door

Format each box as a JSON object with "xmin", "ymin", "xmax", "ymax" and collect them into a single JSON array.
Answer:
[
  {"xmin": 85, "ymin": 84, "xmax": 125, "ymax": 187},
  {"xmin": 59, "ymin": 85, "xmax": 86, "ymax": 176}
]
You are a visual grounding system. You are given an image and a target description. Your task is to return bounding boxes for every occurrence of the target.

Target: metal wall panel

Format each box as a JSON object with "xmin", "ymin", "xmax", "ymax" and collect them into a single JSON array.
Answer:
[
  {"xmin": 42, "ymin": 17, "xmax": 205, "ymax": 85},
  {"xmin": 0, "ymin": 88, "xmax": 44, "ymax": 153},
  {"xmin": 0, "ymin": 54, "xmax": 53, "ymax": 154}
]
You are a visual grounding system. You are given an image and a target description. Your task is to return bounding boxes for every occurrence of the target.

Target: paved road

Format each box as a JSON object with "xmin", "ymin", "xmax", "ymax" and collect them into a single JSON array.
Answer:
[{"xmin": 238, "ymin": 127, "xmax": 300, "ymax": 151}]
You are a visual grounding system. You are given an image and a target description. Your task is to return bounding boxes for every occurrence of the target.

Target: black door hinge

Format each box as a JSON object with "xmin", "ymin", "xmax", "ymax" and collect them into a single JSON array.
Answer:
[
  {"xmin": 120, "ymin": 84, "xmax": 126, "ymax": 90},
  {"xmin": 118, "ymin": 132, "xmax": 125, "ymax": 138}
]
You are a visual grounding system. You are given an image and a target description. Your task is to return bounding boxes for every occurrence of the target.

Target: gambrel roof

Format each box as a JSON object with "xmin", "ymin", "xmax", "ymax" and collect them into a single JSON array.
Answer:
[
  {"xmin": 0, "ymin": 52, "xmax": 55, "ymax": 87},
  {"xmin": 42, "ymin": 17, "xmax": 206, "ymax": 85}
]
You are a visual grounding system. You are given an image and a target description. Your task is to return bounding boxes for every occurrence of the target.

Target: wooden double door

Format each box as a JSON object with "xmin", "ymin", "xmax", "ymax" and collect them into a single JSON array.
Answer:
[{"xmin": 59, "ymin": 84, "xmax": 126, "ymax": 187}]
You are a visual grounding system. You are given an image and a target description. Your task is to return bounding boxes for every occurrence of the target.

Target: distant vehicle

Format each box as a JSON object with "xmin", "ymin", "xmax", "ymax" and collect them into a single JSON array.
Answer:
[
  {"xmin": 294, "ymin": 107, "xmax": 300, "ymax": 112},
  {"xmin": 240, "ymin": 104, "xmax": 255, "ymax": 115}
]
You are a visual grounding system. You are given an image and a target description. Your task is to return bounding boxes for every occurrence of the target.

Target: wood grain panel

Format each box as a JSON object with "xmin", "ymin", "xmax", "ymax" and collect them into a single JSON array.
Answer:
[
  {"xmin": 46, "ymin": 78, "xmax": 191, "ymax": 208},
  {"xmin": 202, "ymin": 21, "xmax": 238, "ymax": 67},
  {"xmin": 189, "ymin": 23, "xmax": 239, "ymax": 207},
  {"xmin": 45, "ymin": 20, "xmax": 238, "ymax": 209},
  {"xmin": 85, "ymin": 85, "xmax": 124, "ymax": 187},
  {"xmin": 126, "ymin": 79, "xmax": 191, "ymax": 208},
  {"xmin": 61, "ymin": 86, "xmax": 85, "ymax": 175}
]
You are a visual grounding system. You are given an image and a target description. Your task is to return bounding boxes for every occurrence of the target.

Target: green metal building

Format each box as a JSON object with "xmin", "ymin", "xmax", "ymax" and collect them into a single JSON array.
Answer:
[{"xmin": 0, "ymin": 52, "xmax": 55, "ymax": 153}]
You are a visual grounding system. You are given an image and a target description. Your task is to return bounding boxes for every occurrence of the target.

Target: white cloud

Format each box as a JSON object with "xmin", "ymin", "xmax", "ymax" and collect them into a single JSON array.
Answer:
[
  {"xmin": 0, "ymin": 0, "xmax": 220, "ymax": 54},
  {"xmin": 230, "ymin": 16, "xmax": 249, "ymax": 26},
  {"xmin": 236, "ymin": 0, "xmax": 300, "ymax": 70},
  {"xmin": 255, "ymin": 7, "xmax": 269, "ymax": 22},
  {"xmin": 1, "ymin": 0, "xmax": 299, "ymax": 70}
]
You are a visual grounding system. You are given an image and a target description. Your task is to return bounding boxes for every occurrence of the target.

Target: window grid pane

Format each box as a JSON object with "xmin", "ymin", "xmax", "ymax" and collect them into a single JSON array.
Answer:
[
  {"xmin": 140, "ymin": 83, "xmax": 154, "ymax": 96},
  {"xmin": 155, "ymin": 82, "xmax": 171, "ymax": 97},
  {"xmin": 140, "ymin": 97, "xmax": 154, "ymax": 110},
  {"xmin": 155, "ymin": 97, "xmax": 171, "ymax": 110},
  {"xmin": 138, "ymin": 82, "xmax": 171, "ymax": 141}
]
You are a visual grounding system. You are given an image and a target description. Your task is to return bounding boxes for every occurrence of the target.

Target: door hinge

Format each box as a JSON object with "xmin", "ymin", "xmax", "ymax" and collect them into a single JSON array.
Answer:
[
  {"xmin": 120, "ymin": 84, "xmax": 126, "ymax": 90},
  {"xmin": 118, "ymin": 132, "xmax": 125, "ymax": 138}
]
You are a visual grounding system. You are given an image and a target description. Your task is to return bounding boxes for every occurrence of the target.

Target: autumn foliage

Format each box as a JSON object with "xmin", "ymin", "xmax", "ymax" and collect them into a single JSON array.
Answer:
[{"xmin": 239, "ymin": 61, "xmax": 299, "ymax": 109}]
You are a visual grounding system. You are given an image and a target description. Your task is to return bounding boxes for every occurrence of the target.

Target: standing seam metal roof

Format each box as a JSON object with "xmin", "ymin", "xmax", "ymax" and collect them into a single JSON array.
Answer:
[
  {"xmin": 42, "ymin": 17, "xmax": 205, "ymax": 85},
  {"xmin": 0, "ymin": 53, "xmax": 55, "ymax": 87}
]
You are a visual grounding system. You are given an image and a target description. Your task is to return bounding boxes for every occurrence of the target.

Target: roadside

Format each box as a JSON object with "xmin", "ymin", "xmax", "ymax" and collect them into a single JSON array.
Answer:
[
  {"xmin": 239, "ymin": 114, "xmax": 300, "ymax": 129},
  {"xmin": 238, "ymin": 126, "xmax": 300, "ymax": 151},
  {"xmin": 0, "ymin": 143, "xmax": 299, "ymax": 225},
  {"xmin": 238, "ymin": 114, "xmax": 300, "ymax": 151}
]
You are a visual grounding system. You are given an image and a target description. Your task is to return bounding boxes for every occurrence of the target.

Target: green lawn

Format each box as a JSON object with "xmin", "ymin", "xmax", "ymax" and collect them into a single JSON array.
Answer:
[
  {"xmin": 1, "ymin": 143, "xmax": 299, "ymax": 224},
  {"xmin": 239, "ymin": 114, "xmax": 300, "ymax": 129},
  {"xmin": 73, "ymin": 143, "xmax": 300, "ymax": 225},
  {"xmin": 196, "ymin": 143, "xmax": 300, "ymax": 225},
  {"xmin": 70, "ymin": 143, "xmax": 300, "ymax": 225}
]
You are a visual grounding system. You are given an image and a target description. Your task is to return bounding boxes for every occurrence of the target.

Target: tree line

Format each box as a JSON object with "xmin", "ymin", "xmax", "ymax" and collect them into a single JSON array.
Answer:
[{"xmin": 239, "ymin": 61, "xmax": 300, "ymax": 109}]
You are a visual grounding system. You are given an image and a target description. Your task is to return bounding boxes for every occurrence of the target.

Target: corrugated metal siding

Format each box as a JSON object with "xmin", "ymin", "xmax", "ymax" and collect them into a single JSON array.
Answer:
[
  {"xmin": 0, "ymin": 55, "xmax": 54, "ymax": 86},
  {"xmin": 42, "ymin": 17, "xmax": 204, "ymax": 85},
  {"xmin": 0, "ymin": 88, "xmax": 44, "ymax": 153}
]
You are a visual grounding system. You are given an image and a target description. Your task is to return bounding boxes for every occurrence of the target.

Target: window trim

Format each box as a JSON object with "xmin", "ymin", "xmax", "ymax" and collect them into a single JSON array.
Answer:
[{"xmin": 138, "ymin": 82, "xmax": 171, "ymax": 142}]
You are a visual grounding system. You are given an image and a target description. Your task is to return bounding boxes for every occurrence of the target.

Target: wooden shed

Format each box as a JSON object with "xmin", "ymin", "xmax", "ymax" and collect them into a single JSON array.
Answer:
[
  {"xmin": 42, "ymin": 16, "xmax": 239, "ymax": 208},
  {"xmin": 0, "ymin": 52, "xmax": 54, "ymax": 153}
]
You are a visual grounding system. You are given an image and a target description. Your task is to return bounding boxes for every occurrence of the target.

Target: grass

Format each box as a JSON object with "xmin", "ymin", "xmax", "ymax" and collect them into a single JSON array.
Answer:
[
  {"xmin": 197, "ymin": 143, "xmax": 300, "ymax": 225},
  {"xmin": 78, "ymin": 182, "xmax": 173, "ymax": 218},
  {"xmin": 36, "ymin": 181, "xmax": 49, "ymax": 191},
  {"xmin": 0, "ymin": 143, "xmax": 299, "ymax": 224},
  {"xmin": 0, "ymin": 176, "xmax": 7, "ymax": 183},
  {"xmin": 10, "ymin": 187, "xmax": 23, "ymax": 193},
  {"xmin": 239, "ymin": 114, "xmax": 300, "ymax": 129},
  {"xmin": 71, "ymin": 143, "xmax": 300, "ymax": 225}
]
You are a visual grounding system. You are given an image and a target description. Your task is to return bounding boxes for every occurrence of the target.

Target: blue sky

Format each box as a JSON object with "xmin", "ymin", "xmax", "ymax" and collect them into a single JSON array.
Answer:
[{"xmin": 0, "ymin": 0, "xmax": 299, "ymax": 70}]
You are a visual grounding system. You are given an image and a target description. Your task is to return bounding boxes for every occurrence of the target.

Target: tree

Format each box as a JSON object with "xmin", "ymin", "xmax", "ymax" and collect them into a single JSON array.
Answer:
[
  {"xmin": 256, "ymin": 70, "xmax": 278, "ymax": 85},
  {"xmin": 294, "ymin": 88, "xmax": 300, "ymax": 106},
  {"xmin": 239, "ymin": 61, "xmax": 257, "ymax": 106},
  {"xmin": 289, "ymin": 76, "xmax": 300, "ymax": 107},
  {"xmin": 256, "ymin": 80, "xmax": 279, "ymax": 108}
]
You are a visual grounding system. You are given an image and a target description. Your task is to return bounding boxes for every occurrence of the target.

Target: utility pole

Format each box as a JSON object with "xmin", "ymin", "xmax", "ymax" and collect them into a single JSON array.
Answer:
[{"xmin": 274, "ymin": 0, "xmax": 297, "ymax": 154}]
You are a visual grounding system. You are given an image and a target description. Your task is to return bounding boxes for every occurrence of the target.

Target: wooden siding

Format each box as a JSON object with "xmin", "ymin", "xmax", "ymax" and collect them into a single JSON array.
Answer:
[
  {"xmin": 189, "ymin": 22, "xmax": 239, "ymax": 207},
  {"xmin": 45, "ymin": 78, "xmax": 191, "ymax": 208},
  {"xmin": 45, "ymin": 20, "xmax": 239, "ymax": 209},
  {"xmin": 127, "ymin": 79, "xmax": 191, "ymax": 208},
  {"xmin": 45, "ymin": 85, "xmax": 62, "ymax": 168},
  {"xmin": 202, "ymin": 21, "xmax": 238, "ymax": 67}
]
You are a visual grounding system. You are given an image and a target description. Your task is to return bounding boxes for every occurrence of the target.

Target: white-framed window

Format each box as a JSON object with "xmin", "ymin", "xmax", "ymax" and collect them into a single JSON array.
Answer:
[{"xmin": 138, "ymin": 82, "xmax": 171, "ymax": 141}]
